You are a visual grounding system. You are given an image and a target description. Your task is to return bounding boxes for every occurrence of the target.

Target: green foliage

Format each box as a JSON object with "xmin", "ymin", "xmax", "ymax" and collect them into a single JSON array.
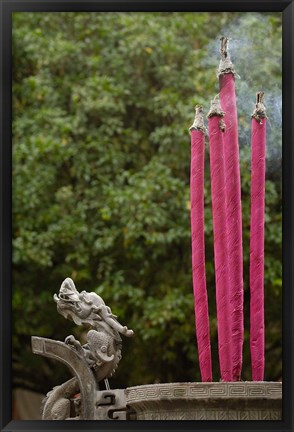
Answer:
[{"xmin": 12, "ymin": 12, "xmax": 282, "ymax": 392}]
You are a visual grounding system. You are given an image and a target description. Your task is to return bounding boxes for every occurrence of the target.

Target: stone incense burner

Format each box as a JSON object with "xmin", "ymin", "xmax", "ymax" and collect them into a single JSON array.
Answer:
[{"xmin": 32, "ymin": 278, "xmax": 282, "ymax": 421}]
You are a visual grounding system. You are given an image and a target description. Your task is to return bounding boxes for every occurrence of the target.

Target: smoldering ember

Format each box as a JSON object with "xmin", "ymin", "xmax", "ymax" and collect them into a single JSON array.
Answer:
[{"xmin": 31, "ymin": 37, "xmax": 282, "ymax": 421}]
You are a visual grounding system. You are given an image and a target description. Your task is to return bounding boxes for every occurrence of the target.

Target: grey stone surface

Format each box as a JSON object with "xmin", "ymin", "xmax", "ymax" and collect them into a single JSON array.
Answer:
[
  {"xmin": 125, "ymin": 382, "xmax": 282, "ymax": 420},
  {"xmin": 95, "ymin": 389, "xmax": 128, "ymax": 420},
  {"xmin": 31, "ymin": 337, "xmax": 96, "ymax": 419}
]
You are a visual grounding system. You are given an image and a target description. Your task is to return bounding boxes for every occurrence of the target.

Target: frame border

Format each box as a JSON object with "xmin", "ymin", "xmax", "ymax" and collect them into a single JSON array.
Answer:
[{"xmin": 1, "ymin": 1, "xmax": 293, "ymax": 431}]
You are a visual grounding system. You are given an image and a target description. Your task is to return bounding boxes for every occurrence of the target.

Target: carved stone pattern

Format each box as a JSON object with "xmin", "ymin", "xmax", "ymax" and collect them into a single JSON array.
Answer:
[
  {"xmin": 137, "ymin": 409, "xmax": 281, "ymax": 421},
  {"xmin": 31, "ymin": 337, "xmax": 45, "ymax": 354},
  {"xmin": 95, "ymin": 389, "xmax": 127, "ymax": 420},
  {"xmin": 126, "ymin": 382, "xmax": 282, "ymax": 421},
  {"xmin": 126, "ymin": 382, "xmax": 282, "ymax": 401}
]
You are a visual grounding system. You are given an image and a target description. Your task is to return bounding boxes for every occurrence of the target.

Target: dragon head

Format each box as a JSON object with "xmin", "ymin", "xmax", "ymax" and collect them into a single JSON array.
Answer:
[
  {"xmin": 55, "ymin": 277, "xmax": 80, "ymax": 303},
  {"xmin": 53, "ymin": 278, "xmax": 134, "ymax": 340},
  {"xmin": 54, "ymin": 278, "xmax": 96, "ymax": 325}
]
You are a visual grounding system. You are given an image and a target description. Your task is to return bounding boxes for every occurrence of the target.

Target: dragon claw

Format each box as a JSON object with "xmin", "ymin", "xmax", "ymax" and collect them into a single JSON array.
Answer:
[
  {"xmin": 65, "ymin": 335, "xmax": 75, "ymax": 345},
  {"xmin": 123, "ymin": 327, "xmax": 134, "ymax": 337}
]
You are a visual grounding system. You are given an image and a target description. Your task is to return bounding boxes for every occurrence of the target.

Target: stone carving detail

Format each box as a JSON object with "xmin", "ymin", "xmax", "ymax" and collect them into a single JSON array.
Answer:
[
  {"xmin": 125, "ymin": 382, "xmax": 282, "ymax": 421},
  {"xmin": 54, "ymin": 278, "xmax": 133, "ymax": 381},
  {"xmin": 138, "ymin": 409, "xmax": 281, "ymax": 421},
  {"xmin": 32, "ymin": 277, "xmax": 134, "ymax": 420},
  {"xmin": 126, "ymin": 382, "xmax": 282, "ymax": 401}
]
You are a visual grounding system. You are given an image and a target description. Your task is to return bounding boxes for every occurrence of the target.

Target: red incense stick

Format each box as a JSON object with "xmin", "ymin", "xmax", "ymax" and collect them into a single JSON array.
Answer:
[
  {"xmin": 190, "ymin": 106, "xmax": 212, "ymax": 382},
  {"xmin": 250, "ymin": 92, "xmax": 267, "ymax": 381},
  {"xmin": 218, "ymin": 37, "xmax": 244, "ymax": 381},
  {"xmin": 208, "ymin": 97, "xmax": 232, "ymax": 382}
]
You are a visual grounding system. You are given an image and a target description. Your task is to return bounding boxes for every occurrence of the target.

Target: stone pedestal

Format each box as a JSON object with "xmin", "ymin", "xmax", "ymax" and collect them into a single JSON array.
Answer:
[{"xmin": 125, "ymin": 382, "xmax": 282, "ymax": 420}]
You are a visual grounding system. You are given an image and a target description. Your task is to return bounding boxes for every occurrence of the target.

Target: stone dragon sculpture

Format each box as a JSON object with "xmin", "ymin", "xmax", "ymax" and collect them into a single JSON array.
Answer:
[{"xmin": 39, "ymin": 277, "xmax": 134, "ymax": 420}]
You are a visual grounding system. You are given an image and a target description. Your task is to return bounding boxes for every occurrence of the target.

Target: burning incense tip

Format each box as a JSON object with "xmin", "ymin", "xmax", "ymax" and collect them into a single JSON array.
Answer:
[
  {"xmin": 220, "ymin": 36, "xmax": 229, "ymax": 58},
  {"xmin": 195, "ymin": 105, "xmax": 204, "ymax": 115},
  {"xmin": 252, "ymin": 91, "xmax": 267, "ymax": 123},
  {"xmin": 189, "ymin": 105, "xmax": 208, "ymax": 135},
  {"xmin": 217, "ymin": 36, "xmax": 236, "ymax": 78},
  {"xmin": 256, "ymin": 91, "xmax": 265, "ymax": 105},
  {"xmin": 207, "ymin": 95, "xmax": 225, "ymax": 118}
]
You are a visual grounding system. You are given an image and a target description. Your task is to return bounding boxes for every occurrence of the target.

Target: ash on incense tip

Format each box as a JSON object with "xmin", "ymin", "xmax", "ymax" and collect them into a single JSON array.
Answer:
[
  {"xmin": 207, "ymin": 95, "xmax": 226, "ymax": 129},
  {"xmin": 252, "ymin": 91, "xmax": 267, "ymax": 124},
  {"xmin": 217, "ymin": 36, "xmax": 235, "ymax": 77},
  {"xmin": 189, "ymin": 105, "xmax": 208, "ymax": 135}
]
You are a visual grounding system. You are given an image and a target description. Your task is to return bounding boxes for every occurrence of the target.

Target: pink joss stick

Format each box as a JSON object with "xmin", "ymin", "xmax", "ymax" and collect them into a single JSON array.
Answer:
[
  {"xmin": 250, "ymin": 92, "xmax": 267, "ymax": 381},
  {"xmin": 208, "ymin": 97, "xmax": 232, "ymax": 382},
  {"xmin": 189, "ymin": 106, "xmax": 212, "ymax": 382},
  {"xmin": 218, "ymin": 37, "xmax": 244, "ymax": 381}
]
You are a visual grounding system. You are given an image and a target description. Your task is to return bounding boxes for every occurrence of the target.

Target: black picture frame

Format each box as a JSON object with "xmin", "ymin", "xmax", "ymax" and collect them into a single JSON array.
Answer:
[{"xmin": 1, "ymin": 1, "xmax": 293, "ymax": 431}]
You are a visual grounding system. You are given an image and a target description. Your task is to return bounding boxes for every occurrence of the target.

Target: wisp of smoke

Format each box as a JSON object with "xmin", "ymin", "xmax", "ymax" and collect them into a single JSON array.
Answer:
[{"xmin": 200, "ymin": 13, "xmax": 282, "ymax": 171}]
